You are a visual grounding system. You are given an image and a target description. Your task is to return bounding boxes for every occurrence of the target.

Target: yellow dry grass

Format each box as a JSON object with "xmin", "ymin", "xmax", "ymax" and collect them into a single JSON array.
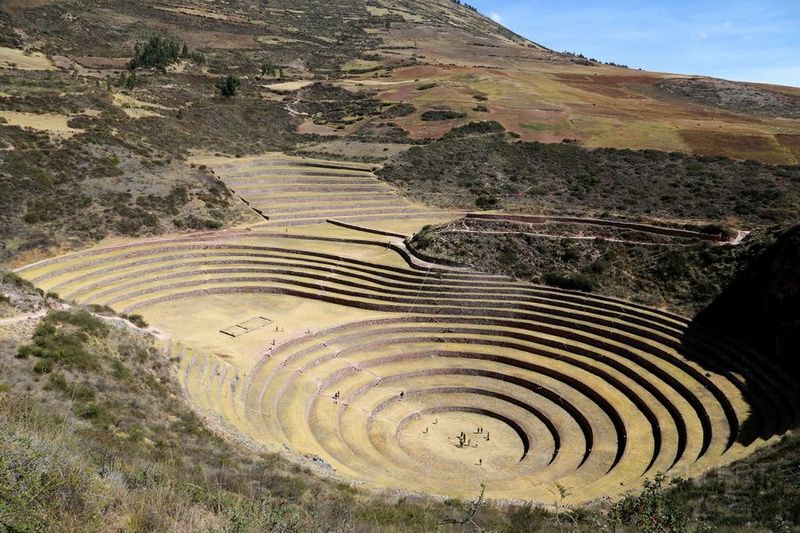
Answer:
[
  {"xmin": 263, "ymin": 80, "xmax": 314, "ymax": 92},
  {"xmin": 110, "ymin": 93, "xmax": 175, "ymax": 119},
  {"xmin": 0, "ymin": 111, "xmax": 83, "ymax": 138},
  {"xmin": 0, "ymin": 47, "xmax": 55, "ymax": 70}
]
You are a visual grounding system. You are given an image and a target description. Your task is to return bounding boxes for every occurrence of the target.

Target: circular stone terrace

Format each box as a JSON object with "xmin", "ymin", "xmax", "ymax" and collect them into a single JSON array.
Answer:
[{"xmin": 15, "ymin": 154, "xmax": 798, "ymax": 503}]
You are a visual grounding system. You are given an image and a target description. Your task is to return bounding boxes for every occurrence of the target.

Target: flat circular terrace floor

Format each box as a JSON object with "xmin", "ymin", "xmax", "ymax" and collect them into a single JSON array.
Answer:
[{"xmin": 15, "ymin": 220, "xmax": 799, "ymax": 503}]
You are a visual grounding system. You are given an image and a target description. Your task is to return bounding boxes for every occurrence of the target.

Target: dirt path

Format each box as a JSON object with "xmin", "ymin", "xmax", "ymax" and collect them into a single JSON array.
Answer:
[
  {"xmin": 465, "ymin": 213, "xmax": 749, "ymax": 244},
  {"xmin": 285, "ymin": 91, "xmax": 310, "ymax": 118},
  {"xmin": 0, "ymin": 309, "xmax": 47, "ymax": 325},
  {"xmin": 459, "ymin": 214, "xmax": 752, "ymax": 245}
]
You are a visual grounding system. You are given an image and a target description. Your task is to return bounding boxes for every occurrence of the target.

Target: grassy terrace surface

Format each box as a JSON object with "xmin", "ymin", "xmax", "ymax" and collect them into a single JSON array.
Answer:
[
  {"xmin": 15, "ymin": 169, "xmax": 798, "ymax": 503},
  {"xmin": 193, "ymin": 154, "xmax": 455, "ymax": 226}
]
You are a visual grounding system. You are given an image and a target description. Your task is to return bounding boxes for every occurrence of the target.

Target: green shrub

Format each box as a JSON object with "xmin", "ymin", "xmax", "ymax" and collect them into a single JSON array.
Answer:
[
  {"xmin": 420, "ymin": 109, "xmax": 467, "ymax": 121},
  {"xmin": 87, "ymin": 304, "xmax": 115, "ymax": 315},
  {"xmin": 110, "ymin": 359, "xmax": 130, "ymax": 380},
  {"xmin": 17, "ymin": 311, "xmax": 108, "ymax": 371},
  {"xmin": 2, "ymin": 272, "xmax": 35, "ymax": 290},
  {"xmin": 75, "ymin": 402, "xmax": 108, "ymax": 423},
  {"xmin": 475, "ymin": 195, "xmax": 499, "ymax": 210},
  {"xmin": 355, "ymin": 500, "xmax": 430, "ymax": 528},
  {"xmin": 410, "ymin": 232, "xmax": 432, "ymax": 251},
  {"xmin": 16, "ymin": 346, "xmax": 31, "ymax": 359},
  {"xmin": 443, "ymin": 121, "xmax": 504, "ymax": 139},
  {"xmin": 174, "ymin": 215, "xmax": 223, "ymax": 230},
  {"xmin": 0, "ymin": 404, "xmax": 93, "ymax": 531},
  {"xmin": 48, "ymin": 310, "xmax": 109, "ymax": 338},
  {"xmin": 543, "ymin": 272, "xmax": 595, "ymax": 292},
  {"xmin": 610, "ymin": 473, "xmax": 694, "ymax": 532},
  {"xmin": 33, "ymin": 359, "xmax": 53, "ymax": 374},
  {"xmin": 123, "ymin": 313, "xmax": 148, "ymax": 328},
  {"xmin": 218, "ymin": 75, "xmax": 241, "ymax": 98},
  {"xmin": 46, "ymin": 373, "xmax": 95, "ymax": 401},
  {"xmin": 380, "ymin": 102, "xmax": 416, "ymax": 119},
  {"xmin": 504, "ymin": 503, "xmax": 550, "ymax": 531}
]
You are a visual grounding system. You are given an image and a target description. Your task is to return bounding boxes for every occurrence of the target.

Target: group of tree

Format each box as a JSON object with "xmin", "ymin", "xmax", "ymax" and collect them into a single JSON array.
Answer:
[
  {"xmin": 451, "ymin": 0, "xmax": 478, "ymax": 12},
  {"xmin": 562, "ymin": 50, "xmax": 630, "ymax": 69},
  {"xmin": 128, "ymin": 36, "xmax": 182, "ymax": 70},
  {"xmin": 259, "ymin": 62, "xmax": 283, "ymax": 79},
  {"xmin": 104, "ymin": 71, "xmax": 137, "ymax": 92},
  {"xmin": 128, "ymin": 35, "xmax": 204, "ymax": 71}
]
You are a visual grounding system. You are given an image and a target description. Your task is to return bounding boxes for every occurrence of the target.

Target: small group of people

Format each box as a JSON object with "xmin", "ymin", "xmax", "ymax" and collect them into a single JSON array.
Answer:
[
  {"xmin": 474, "ymin": 427, "xmax": 490, "ymax": 441},
  {"xmin": 456, "ymin": 431, "xmax": 480, "ymax": 448}
]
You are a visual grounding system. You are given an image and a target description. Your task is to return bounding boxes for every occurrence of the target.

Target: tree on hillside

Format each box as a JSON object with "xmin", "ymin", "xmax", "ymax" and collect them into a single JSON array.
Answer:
[{"xmin": 218, "ymin": 75, "xmax": 241, "ymax": 98}]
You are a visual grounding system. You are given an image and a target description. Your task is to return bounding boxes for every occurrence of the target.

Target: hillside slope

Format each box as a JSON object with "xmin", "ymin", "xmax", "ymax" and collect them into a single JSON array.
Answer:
[{"xmin": 1, "ymin": 0, "xmax": 798, "ymax": 162}]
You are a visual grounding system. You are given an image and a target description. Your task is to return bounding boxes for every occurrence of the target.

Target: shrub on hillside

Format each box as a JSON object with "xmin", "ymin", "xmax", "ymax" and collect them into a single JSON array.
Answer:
[
  {"xmin": 542, "ymin": 272, "xmax": 595, "ymax": 292},
  {"xmin": 475, "ymin": 195, "xmax": 499, "ymax": 209},
  {"xmin": 380, "ymin": 103, "xmax": 416, "ymax": 119},
  {"xmin": 421, "ymin": 109, "xmax": 467, "ymax": 121},
  {"xmin": 443, "ymin": 121, "xmax": 505, "ymax": 139},
  {"xmin": 122, "ymin": 313, "xmax": 148, "ymax": 329},
  {"xmin": 610, "ymin": 474, "xmax": 695, "ymax": 532},
  {"xmin": 17, "ymin": 310, "xmax": 108, "ymax": 371}
]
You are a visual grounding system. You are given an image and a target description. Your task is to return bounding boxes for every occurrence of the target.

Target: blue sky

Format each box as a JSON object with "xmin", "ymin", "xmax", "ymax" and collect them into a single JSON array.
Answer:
[{"xmin": 470, "ymin": 0, "xmax": 800, "ymax": 87}]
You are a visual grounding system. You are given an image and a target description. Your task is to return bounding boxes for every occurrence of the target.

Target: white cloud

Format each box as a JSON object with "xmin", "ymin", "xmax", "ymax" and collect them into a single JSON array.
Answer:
[{"xmin": 490, "ymin": 12, "xmax": 502, "ymax": 23}]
